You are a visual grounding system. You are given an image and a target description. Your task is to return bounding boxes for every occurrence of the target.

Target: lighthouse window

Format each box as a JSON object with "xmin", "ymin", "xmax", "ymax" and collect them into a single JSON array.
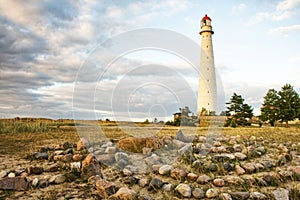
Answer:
[
  {"xmin": 207, "ymin": 68, "xmax": 209, "ymax": 71},
  {"xmin": 207, "ymin": 79, "xmax": 209, "ymax": 82},
  {"xmin": 206, "ymin": 45, "xmax": 208, "ymax": 48},
  {"xmin": 207, "ymin": 56, "xmax": 209, "ymax": 59},
  {"xmin": 208, "ymin": 103, "xmax": 210, "ymax": 106},
  {"xmin": 207, "ymin": 91, "xmax": 209, "ymax": 93}
]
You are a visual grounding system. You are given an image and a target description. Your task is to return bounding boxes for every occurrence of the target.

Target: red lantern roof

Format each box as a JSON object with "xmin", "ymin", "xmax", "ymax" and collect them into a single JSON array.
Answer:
[{"xmin": 202, "ymin": 14, "xmax": 211, "ymax": 21}]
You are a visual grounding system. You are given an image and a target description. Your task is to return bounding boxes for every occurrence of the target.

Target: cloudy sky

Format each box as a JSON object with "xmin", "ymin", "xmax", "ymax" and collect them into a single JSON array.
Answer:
[{"xmin": 0, "ymin": 0, "xmax": 299, "ymax": 121}]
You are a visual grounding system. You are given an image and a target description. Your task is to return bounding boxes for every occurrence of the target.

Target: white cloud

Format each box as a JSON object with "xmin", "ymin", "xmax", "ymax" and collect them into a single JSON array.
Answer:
[
  {"xmin": 269, "ymin": 24, "xmax": 300, "ymax": 33},
  {"xmin": 248, "ymin": 12, "xmax": 270, "ymax": 25},
  {"xmin": 249, "ymin": 0, "xmax": 300, "ymax": 25},
  {"xmin": 272, "ymin": 10, "xmax": 294, "ymax": 20},
  {"xmin": 106, "ymin": 6, "xmax": 124, "ymax": 19},
  {"xmin": 231, "ymin": 3, "xmax": 246, "ymax": 13},
  {"xmin": 276, "ymin": 0, "xmax": 300, "ymax": 11}
]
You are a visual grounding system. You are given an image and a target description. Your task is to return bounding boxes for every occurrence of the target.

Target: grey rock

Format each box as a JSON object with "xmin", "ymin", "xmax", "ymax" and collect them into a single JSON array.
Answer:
[
  {"xmin": 206, "ymin": 188, "xmax": 218, "ymax": 198},
  {"xmin": 139, "ymin": 194, "xmax": 153, "ymax": 200},
  {"xmin": 192, "ymin": 188, "xmax": 205, "ymax": 199},
  {"xmin": 206, "ymin": 163, "xmax": 218, "ymax": 172},
  {"xmin": 250, "ymin": 192, "xmax": 267, "ymax": 199},
  {"xmin": 175, "ymin": 183, "xmax": 191, "ymax": 198},
  {"xmin": 261, "ymin": 161, "xmax": 274, "ymax": 169},
  {"xmin": 220, "ymin": 193, "xmax": 232, "ymax": 200},
  {"xmin": 33, "ymin": 152, "xmax": 48, "ymax": 160},
  {"xmin": 175, "ymin": 130, "xmax": 187, "ymax": 142},
  {"xmin": 138, "ymin": 178, "xmax": 149, "ymax": 188},
  {"xmin": 272, "ymin": 188, "xmax": 289, "ymax": 200},
  {"xmin": 172, "ymin": 139, "xmax": 186, "ymax": 149},
  {"xmin": 95, "ymin": 154, "xmax": 115, "ymax": 165},
  {"xmin": 105, "ymin": 146, "xmax": 117, "ymax": 154},
  {"xmin": 163, "ymin": 183, "xmax": 172, "ymax": 192},
  {"xmin": 145, "ymin": 154, "xmax": 161, "ymax": 165},
  {"xmin": 256, "ymin": 146, "xmax": 266, "ymax": 155},
  {"xmin": 197, "ymin": 174, "xmax": 212, "ymax": 184},
  {"xmin": 241, "ymin": 163, "xmax": 256, "ymax": 173},
  {"xmin": 149, "ymin": 178, "xmax": 163, "ymax": 190},
  {"xmin": 101, "ymin": 141, "xmax": 113, "ymax": 148},
  {"xmin": 115, "ymin": 152, "xmax": 129, "ymax": 163},
  {"xmin": 115, "ymin": 187, "xmax": 137, "ymax": 200},
  {"xmin": 223, "ymin": 162, "xmax": 234, "ymax": 171},
  {"xmin": 178, "ymin": 144, "xmax": 192, "ymax": 155},
  {"xmin": 230, "ymin": 192, "xmax": 250, "ymax": 200},
  {"xmin": 49, "ymin": 174, "xmax": 66, "ymax": 184},
  {"xmin": 124, "ymin": 165, "xmax": 140, "ymax": 174},
  {"xmin": 234, "ymin": 152, "xmax": 247, "ymax": 160},
  {"xmin": 152, "ymin": 164, "xmax": 162, "ymax": 173},
  {"xmin": 123, "ymin": 168, "xmax": 133, "ymax": 176},
  {"xmin": 159, "ymin": 165, "xmax": 174, "ymax": 175}
]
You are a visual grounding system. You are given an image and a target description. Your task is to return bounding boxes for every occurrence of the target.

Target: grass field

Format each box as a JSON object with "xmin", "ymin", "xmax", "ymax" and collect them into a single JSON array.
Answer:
[{"xmin": 0, "ymin": 118, "xmax": 299, "ymax": 156}]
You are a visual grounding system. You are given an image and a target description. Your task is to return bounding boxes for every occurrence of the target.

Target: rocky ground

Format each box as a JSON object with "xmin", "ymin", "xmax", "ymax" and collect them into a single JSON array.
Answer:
[{"xmin": 1, "ymin": 130, "xmax": 300, "ymax": 199}]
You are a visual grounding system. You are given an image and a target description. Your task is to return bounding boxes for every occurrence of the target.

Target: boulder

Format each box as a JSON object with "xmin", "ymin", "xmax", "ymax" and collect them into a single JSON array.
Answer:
[
  {"xmin": 272, "ymin": 188, "xmax": 289, "ymax": 200},
  {"xmin": 81, "ymin": 153, "xmax": 102, "ymax": 180},
  {"xmin": 0, "ymin": 177, "xmax": 28, "ymax": 191},
  {"xmin": 49, "ymin": 174, "xmax": 66, "ymax": 184},
  {"xmin": 230, "ymin": 192, "xmax": 250, "ymax": 200},
  {"xmin": 149, "ymin": 178, "xmax": 163, "ymax": 190},
  {"xmin": 114, "ymin": 187, "xmax": 137, "ymax": 200},
  {"xmin": 159, "ymin": 165, "xmax": 174, "ymax": 175},
  {"xmin": 213, "ymin": 178, "xmax": 225, "ymax": 187},
  {"xmin": 175, "ymin": 183, "xmax": 191, "ymax": 198},
  {"xmin": 170, "ymin": 168, "xmax": 187, "ymax": 181},
  {"xmin": 197, "ymin": 174, "xmax": 212, "ymax": 184},
  {"xmin": 206, "ymin": 188, "xmax": 218, "ymax": 198},
  {"xmin": 192, "ymin": 188, "xmax": 205, "ymax": 199}
]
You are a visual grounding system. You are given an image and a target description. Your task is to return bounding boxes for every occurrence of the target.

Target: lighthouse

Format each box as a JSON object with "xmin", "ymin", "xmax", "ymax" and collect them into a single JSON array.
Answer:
[{"xmin": 197, "ymin": 14, "xmax": 217, "ymax": 116}]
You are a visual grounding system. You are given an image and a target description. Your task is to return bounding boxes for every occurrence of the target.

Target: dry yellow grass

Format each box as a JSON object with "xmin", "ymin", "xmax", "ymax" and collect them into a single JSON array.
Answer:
[{"xmin": 0, "ymin": 119, "xmax": 299, "ymax": 156}]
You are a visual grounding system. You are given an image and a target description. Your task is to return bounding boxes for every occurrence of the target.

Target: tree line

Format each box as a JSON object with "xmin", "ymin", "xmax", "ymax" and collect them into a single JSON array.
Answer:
[{"xmin": 225, "ymin": 83, "xmax": 300, "ymax": 127}]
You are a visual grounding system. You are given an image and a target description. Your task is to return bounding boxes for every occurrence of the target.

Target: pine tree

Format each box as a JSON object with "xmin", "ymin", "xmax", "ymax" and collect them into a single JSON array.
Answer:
[
  {"xmin": 225, "ymin": 93, "xmax": 254, "ymax": 127},
  {"xmin": 278, "ymin": 84, "xmax": 300, "ymax": 126},
  {"xmin": 260, "ymin": 89, "xmax": 280, "ymax": 126}
]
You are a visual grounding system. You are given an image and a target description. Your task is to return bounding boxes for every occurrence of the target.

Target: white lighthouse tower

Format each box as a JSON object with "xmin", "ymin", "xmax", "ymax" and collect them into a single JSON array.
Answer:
[{"xmin": 197, "ymin": 14, "xmax": 217, "ymax": 116}]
